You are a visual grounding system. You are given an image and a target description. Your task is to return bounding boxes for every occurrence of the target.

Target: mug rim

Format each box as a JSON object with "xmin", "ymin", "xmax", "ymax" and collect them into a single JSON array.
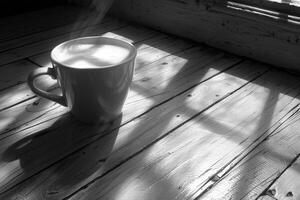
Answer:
[{"xmin": 51, "ymin": 36, "xmax": 137, "ymax": 69}]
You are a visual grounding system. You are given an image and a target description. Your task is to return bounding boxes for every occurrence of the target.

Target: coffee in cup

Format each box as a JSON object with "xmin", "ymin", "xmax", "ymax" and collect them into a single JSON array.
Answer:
[{"xmin": 28, "ymin": 36, "xmax": 137, "ymax": 124}]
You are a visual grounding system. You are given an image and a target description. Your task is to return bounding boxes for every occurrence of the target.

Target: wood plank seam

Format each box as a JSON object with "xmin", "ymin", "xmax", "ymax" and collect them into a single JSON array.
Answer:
[
  {"xmin": 257, "ymin": 153, "xmax": 300, "ymax": 200},
  {"xmin": 269, "ymin": 106, "xmax": 300, "ymax": 136},
  {"xmin": 0, "ymin": 105, "xmax": 62, "ymax": 140},
  {"xmin": 25, "ymin": 57, "xmax": 44, "ymax": 68},
  {"xmin": 0, "ymin": 95, "xmax": 36, "ymax": 113},
  {"xmin": 0, "ymin": 81, "xmax": 26, "ymax": 93},
  {"xmin": 254, "ymin": 108, "xmax": 300, "ymax": 199},
  {"xmin": 192, "ymin": 102, "xmax": 300, "ymax": 200}
]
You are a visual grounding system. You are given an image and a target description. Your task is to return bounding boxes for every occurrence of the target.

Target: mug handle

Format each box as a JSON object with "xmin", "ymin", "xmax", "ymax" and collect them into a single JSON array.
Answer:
[{"xmin": 27, "ymin": 67, "xmax": 67, "ymax": 106}]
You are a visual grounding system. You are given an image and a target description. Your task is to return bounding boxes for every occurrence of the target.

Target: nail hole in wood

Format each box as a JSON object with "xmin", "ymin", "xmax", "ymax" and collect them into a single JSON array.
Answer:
[
  {"xmin": 286, "ymin": 191, "xmax": 293, "ymax": 197},
  {"xmin": 266, "ymin": 189, "xmax": 276, "ymax": 196},
  {"xmin": 211, "ymin": 175, "xmax": 220, "ymax": 182}
]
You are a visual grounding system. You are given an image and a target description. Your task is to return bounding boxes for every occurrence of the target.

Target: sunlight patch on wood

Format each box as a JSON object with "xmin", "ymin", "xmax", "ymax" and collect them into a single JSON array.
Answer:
[
  {"xmin": 0, "ymin": 159, "xmax": 22, "ymax": 186},
  {"xmin": 113, "ymin": 175, "xmax": 147, "ymax": 200}
]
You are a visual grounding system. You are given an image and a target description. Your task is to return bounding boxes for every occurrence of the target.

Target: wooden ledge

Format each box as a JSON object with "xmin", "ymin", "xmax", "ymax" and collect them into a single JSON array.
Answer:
[{"xmin": 110, "ymin": 0, "xmax": 300, "ymax": 71}]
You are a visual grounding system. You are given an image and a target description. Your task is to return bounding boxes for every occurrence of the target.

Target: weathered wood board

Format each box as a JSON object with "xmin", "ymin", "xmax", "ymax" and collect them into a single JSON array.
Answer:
[
  {"xmin": 110, "ymin": 0, "xmax": 300, "ymax": 71},
  {"xmin": 268, "ymin": 156, "xmax": 300, "ymax": 200},
  {"xmin": 65, "ymin": 67, "xmax": 300, "ymax": 200},
  {"xmin": 192, "ymin": 86, "xmax": 300, "ymax": 200}
]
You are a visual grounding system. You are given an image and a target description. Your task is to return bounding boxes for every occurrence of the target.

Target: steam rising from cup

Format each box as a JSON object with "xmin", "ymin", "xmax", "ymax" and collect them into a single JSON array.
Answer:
[{"xmin": 68, "ymin": 0, "xmax": 115, "ymax": 38}]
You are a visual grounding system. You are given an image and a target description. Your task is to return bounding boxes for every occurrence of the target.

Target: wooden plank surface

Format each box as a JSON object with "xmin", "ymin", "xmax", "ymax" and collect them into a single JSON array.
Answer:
[
  {"xmin": 64, "ymin": 67, "xmax": 300, "ymax": 200},
  {"xmin": 192, "ymin": 82, "xmax": 300, "ymax": 199},
  {"xmin": 267, "ymin": 156, "xmax": 300, "ymax": 200},
  {"xmin": 1, "ymin": 4, "xmax": 300, "ymax": 200},
  {"xmin": 197, "ymin": 111, "xmax": 300, "ymax": 200},
  {"xmin": 0, "ymin": 58, "xmax": 262, "ymax": 199},
  {"xmin": 0, "ymin": 43, "xmax": 240, "ymax": 195}
]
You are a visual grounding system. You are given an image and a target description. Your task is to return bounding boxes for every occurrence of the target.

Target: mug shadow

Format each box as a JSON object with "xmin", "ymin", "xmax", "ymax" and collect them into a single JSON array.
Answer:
[{"xmin": 1, "ymin": 112, "xmax": 122, "ymax": 193}]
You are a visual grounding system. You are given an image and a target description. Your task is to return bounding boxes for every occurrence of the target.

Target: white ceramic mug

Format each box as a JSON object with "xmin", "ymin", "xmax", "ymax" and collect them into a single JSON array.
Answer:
[{"xmin": 28, "ymin": 36, "xmax": 137, "ymax": 123}]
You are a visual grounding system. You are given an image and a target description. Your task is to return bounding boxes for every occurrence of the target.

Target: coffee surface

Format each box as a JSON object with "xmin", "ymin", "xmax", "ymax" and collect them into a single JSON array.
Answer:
[{"xmin": 53, "ymin": 40, "xmax": 132, "ymax": 68}]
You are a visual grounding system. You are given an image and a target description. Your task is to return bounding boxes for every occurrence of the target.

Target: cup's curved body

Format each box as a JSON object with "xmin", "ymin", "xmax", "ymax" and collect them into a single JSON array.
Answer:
[
  {"xmin": 52, "ymin": 57, "xmax": 134, "ymax": 123},
  {"xmin": 28, "ymin": 36, "xmax": 136, "ymax": 124}
]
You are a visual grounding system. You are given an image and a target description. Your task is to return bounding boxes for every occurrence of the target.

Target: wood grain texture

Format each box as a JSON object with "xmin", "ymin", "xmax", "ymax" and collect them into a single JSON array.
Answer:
[
  {"xmin": 63, "ymin": 66, "xmax": 300, "ymax": 200},
  {"xmin": 194, "ymin": 80, "xmax": 300, "ymax": 200},
  {"xmin": 110, "ymin": 0, "xmax": 300, "ymax": 71},
  {"xmin": 62, "ymin": 65, "xmax": 296, "ymax": 199},
  {"xmin": 268, "ymin": 157, "xmax": 300, "ymax": 200},
  {"xmin": 229, "ymin": 0, "xmax": 300, "ymax": 18}
]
